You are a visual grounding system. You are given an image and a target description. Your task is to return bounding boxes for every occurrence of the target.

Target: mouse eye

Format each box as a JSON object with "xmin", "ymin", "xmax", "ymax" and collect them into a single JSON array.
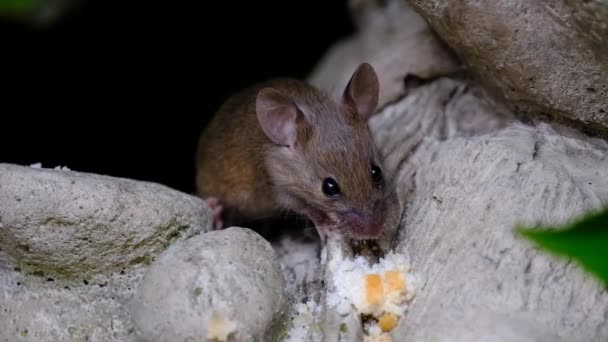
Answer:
[
  {"xmin": 371, "ymin": 164, "xmax": 383, "ymax": 187},
  {"xmin": 322, "ymin": 177, "xmax": 341, "ymax": 197}
]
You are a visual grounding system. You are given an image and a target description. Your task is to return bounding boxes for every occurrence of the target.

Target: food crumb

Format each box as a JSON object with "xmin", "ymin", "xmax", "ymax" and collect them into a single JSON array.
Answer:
[
  {"xmin": 378, "ymin": 313, "xmax": 398, "ymax": 332},
  {"xmin": 206, "ymin": 312, "xmax": 236, "ymax": 341}
]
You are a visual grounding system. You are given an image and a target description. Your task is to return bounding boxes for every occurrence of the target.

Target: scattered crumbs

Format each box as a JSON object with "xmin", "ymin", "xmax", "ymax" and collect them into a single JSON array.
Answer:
[
  {"xmin": 363, "ymin": 325, "xmax": 393, "ymax": 342},
  {"xmin": 284, "ymin": 300, "xmax": 318, "ymax": 342},
  {"xmin": 326, "ymin": 251, "xmax": 418, "ymax": 339},
  {"xmin": 27, "ymin": 162, "xmax": 71, "ymax": 171},
  {"xmin": 206, "ymin": 312, "xmax": 236, "ymax": 341}
]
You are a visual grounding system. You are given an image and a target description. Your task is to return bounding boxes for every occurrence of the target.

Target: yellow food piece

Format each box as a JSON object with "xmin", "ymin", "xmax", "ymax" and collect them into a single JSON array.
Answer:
[
  {"xmin": 378, "ymin": 313, "xmax": 399, "ymax": 332},
  {"xmin": 206, "ymin": 312, "xmax": 236, "ymax": 341},
  {"xmin": 365, "ymin": 274, "xmax": 384, "ymax": 306},
  {"xmin": 384, "ymin": 271, "xmax": 405, "ymax": 293}
]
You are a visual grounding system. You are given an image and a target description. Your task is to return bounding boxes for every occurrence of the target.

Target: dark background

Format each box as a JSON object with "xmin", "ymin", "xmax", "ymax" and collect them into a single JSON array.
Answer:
[{"xmin": 0, "ymin": 0, "xmax": 354, "ymax": 194}]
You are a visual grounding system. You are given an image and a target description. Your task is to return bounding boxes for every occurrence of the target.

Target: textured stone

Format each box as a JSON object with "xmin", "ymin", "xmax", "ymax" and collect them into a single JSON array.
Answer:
[
  {"xmin": 0, "ymin": 249, "xmax": 143, "ymax": 342},
  {"xmin": 0, "ymin": 163, "xmax": 211, "ymax": 279},
  {"xmin": 130, "ymin": 227, "xmax": 288, "ymax": 342},
  {"xmin": 366, "ymin": 80, "xmax": 608, "ymax": 341},
  {"xmin": 408, "ymin": 0, "xmax": 608, "ymax": 133}
]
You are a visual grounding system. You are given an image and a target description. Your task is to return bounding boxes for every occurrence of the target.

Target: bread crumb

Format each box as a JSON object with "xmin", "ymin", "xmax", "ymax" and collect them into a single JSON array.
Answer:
[
  {"xmin": 363, "ymin": 325, "xmax": 393, "ymax": 342},
  {"xmin": 365, "ymin": 274, "xmax": 384, "ymax": 307},
  {"xmin": 284, "ymin": 300, "xmax": 319, "ymax": 342},
  {"xmin": 206, "ymin": 312, "xmax": 236, "ymax": 341},
  {"xmin": 384, "ymin": 271, "xmax": 405, "ymax": 292},
  {"xmin": 378, "ymin": 313, "xmax": 398, "ymax": 332},
  {"xmin": 326, "ymin": 251, "xmax": 418, "ymax": 339}
]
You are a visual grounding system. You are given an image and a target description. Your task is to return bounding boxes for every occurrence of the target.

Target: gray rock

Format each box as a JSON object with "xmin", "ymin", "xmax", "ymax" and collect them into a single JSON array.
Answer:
[
  {"xmin": 273, "ymin": 235, "xmax": 322, "ymax": 305},
  {"xmin": 408, "ymin": 0, "xmax": 608, "ymax": 132},
  {"xmin": 130, "ymin": 227, "xmax": 288, "ymax": 342},
  {"xmin": 0, "ymin": 248, "xmax": 143, "ymax": 342},
  {"xmin": 307, "ymin": 0, "xmax": 460, "ymax": 110},
  {"xmin": 0, "ymin": 163, "xmax": 212, "ymax": 279},
  {"xmin": 367, "ymin": 82, "xmax": 608, "ymax": 340},
  {"xmin": 369, "ymin": 77, "xmax": 514, "ymax": 185}
]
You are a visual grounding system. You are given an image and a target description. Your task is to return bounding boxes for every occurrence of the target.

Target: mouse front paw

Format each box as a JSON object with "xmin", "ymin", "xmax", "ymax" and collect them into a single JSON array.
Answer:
[{"xmin": 204, "ymin": 197, "xmax": 224, "ymax": 230}]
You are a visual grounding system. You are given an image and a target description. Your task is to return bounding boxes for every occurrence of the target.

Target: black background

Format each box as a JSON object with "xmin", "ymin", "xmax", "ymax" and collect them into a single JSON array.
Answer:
[{"xmin": 0, "ymin": 0, "xmax": 353, "ymax": 194}]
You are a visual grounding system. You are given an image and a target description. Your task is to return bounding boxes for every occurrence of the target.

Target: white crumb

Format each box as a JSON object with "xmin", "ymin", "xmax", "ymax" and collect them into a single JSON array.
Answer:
[
  {"xmin": 28, "ymin": 163, "xmax": 71, "ymax": 171},
  {"xmin": 327, "ymin": 251, "xmax": 417, "ymax": 316},
  {"xmin": 284, "ymin": 300, "xmax": 319, "ymax": 342},
  {"xmin": 325, "ymin": 250, "xmax": 419, "ymax": 338}
]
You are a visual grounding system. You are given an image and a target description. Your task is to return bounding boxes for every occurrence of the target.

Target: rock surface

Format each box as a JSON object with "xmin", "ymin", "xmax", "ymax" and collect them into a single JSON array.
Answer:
[
  {"xmin": 0, "ymin": 251, "xmax": 144, "ymax": 342},
  {"xmin": 0, "ymin": 163, "xmax": 211, "ymax": 279},
  {"xmin": 0, "ymin": 163, "xmax": 215, "ymax": 342},
  {"xmin": 368, "ymin": 82, "xmax": 608, "ymax": 341},
  {"xmin": 408, "ymin": 0, "xmax": 608, "ymax": 132},
  {"xmin": 131, "ymin": 227, "xmax": 288, "ymax": 342},
  {"xmin": 0, "ymin": 250, "xmax": 144, "ymax": 342}
]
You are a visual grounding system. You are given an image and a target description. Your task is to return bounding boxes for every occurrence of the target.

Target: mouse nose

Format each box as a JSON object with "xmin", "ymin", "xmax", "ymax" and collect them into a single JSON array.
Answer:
[{"xmin": 345, "ymin": 210, "xmax": 384, "ymax": 238}]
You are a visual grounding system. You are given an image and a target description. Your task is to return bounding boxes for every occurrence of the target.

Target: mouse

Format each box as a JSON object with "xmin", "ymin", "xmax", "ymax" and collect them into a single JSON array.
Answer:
[{"xmin": 195, "ymin": 63, "xmax": 399, "ymax": 244}]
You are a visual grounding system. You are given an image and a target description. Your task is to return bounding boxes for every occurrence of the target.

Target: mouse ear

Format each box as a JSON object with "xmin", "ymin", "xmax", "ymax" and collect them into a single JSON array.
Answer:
[
  {"xmin": 256, "ymin": 88, "xmax": 302, "ymax": 147},
  {"xmin": 342, "ymin": 63, "xmax": 379, "ymax": 122}
]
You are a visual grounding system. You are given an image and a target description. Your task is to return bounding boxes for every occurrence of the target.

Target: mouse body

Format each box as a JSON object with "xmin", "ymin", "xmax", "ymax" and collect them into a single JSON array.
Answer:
[{"xmin": 195, "ymin": 63, "xmax": 398, "ymax": 242}]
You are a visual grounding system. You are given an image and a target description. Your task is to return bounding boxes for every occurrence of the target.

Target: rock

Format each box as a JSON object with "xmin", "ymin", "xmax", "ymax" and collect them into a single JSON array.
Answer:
[
  {"xmin": 130, "ymin": 227, "xmax": 288, "ymax": 342},
  {"xmin": 407, "ymin": 0, "xmax": 608, "ymax": 133},
  {"xmin": 366, "ymin": 81, "xmax": 608, "ymax": 340},
  {"xmin": 0, "ymin": 163, "xmax": 212, "ymax": 279},
  {"xmin": 0, "ymin": 248, "xmax": 143, "ymax": 342},
  {"xmin": 273, "ymin": 234, "xmax": 322, "ymax": 305},
  {"xmin": 368, "ymin": 76, "xmax": 514, "ymax": 183},
  {"xmin": 307, "ymin": 0, "xmax": 460, "ymax": 110}
]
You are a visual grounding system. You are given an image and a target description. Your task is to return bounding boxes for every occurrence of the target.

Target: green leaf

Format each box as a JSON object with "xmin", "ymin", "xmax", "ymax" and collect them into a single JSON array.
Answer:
[
  {"xmin": 515, "ymin": 205, "xmax": 608, "ymax": 287},
  {"xmin": 0, "ymin": 0, "xmax": 39, "ymax": 15}
]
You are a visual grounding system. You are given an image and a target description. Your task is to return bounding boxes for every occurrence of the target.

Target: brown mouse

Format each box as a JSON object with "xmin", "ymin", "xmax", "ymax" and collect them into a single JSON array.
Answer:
[{"xmin": 195, "ymin": 63, "xmax": 398, "ymax": 242}]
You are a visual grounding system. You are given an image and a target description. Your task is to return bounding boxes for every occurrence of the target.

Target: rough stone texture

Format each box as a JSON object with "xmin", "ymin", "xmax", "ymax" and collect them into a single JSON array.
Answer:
[
  {"xmin": 0, "ymin": 249, "xmax": 143, "ymax": 342},
  {"xmin": 307, "ymin": 0, "xmax": 460, "ymax": 110},
  {"xmin": 369, "ymin": 77, "xmax": 514, "ymax": 183},
  {"xmin": 407, "ymin": 0, "xmax": 608, "ymax": 132},
  {"xmin": 273, "ymin": 234, "xmax": 322, "ymax": 305},
  {"xmin": 366, "ymin": 80, "xmax": 608, "ymax": 341},
  {"xmin": 131, "ymin": 227, "xmax": 288, "ymax": 342},
  {"xmin": 0, "ymin": 163, "xmax": 212, "ymax": 279}
]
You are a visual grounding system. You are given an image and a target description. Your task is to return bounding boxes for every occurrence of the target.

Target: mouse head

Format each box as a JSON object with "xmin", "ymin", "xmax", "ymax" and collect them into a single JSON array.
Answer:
[{"xmin": 256, "ymin": 63, "xmax": 393, "ymax": 240}]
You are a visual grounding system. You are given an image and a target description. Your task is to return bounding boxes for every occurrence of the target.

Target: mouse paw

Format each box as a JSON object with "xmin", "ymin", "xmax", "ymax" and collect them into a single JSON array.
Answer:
[{"xmin": 205, "ymin": 197, "xmax": 224, "ymax": 230}]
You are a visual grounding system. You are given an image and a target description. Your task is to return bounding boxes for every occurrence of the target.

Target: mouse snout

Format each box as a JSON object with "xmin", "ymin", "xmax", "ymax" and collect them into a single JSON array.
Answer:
[{"xmin": 345, "ymin": 209, "xmax": 384, "ymax": 239}]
